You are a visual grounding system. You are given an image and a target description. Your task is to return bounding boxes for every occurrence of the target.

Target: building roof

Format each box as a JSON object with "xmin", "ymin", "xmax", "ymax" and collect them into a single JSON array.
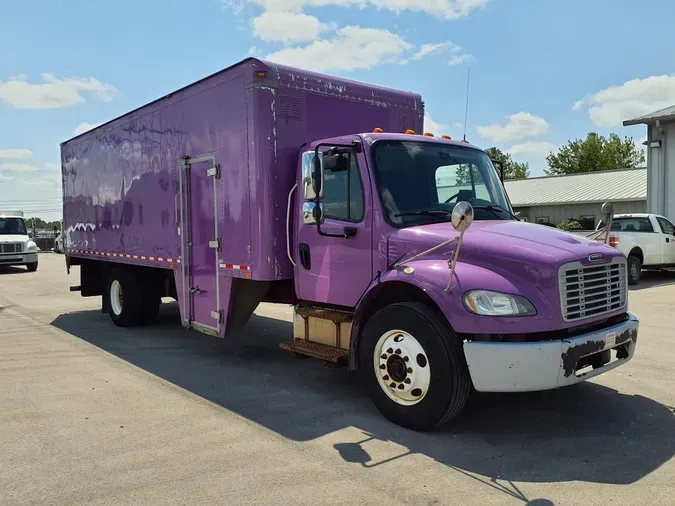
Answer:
[
  {"xmin": 623, "ymin": 105, "xmax": 675, "ymax": 126},
  {"xmin": 505, "ymin": 168, "xmax": 647, "ymax": 207}
]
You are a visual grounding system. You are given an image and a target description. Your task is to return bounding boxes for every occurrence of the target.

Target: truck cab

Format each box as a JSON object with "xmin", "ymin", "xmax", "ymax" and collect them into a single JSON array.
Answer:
[
  {"xmin": 290, "ymin": 131, "xmax": 639, "ymax": 429},
  {"xmin": 0, "ymin": 211, "xmax": 39, "ymax": 272}
]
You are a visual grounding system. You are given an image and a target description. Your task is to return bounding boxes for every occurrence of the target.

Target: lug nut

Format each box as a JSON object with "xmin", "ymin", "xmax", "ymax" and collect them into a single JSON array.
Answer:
[
  {"xmin": 404, "ymin": 378, "xmax": 411, "ymax": 384},
  {"xmin": 381, "ymin": 354, "xmax": 387, "ymax": 360},
  {"xmin": 383, "ymin": 375, "xmax": 389, "ymax": 381},
  {"xmin": 407, "ymin": 368, "xmax": 413, "ymax": 373},
  {"xmin": 389, "ymin": 382, "xmax": 396, "ymax": 388},
  {"xmin": 387, "ymin": 348, "xmax": 393, "ymax": 354},
  {"xmin": 395, "ymin": 348, "xmax": 401, "ymax": 354},
  {"xmin": 403, "ymin": 356, "xmax": 409, "ymax": 362},
  {"xmin": 398, "ymin": 384, "xmax": 405, "ymax": 390},
  {"xmin": 379, "ymin": 364, "xmax": 386, "ymax": 370}
]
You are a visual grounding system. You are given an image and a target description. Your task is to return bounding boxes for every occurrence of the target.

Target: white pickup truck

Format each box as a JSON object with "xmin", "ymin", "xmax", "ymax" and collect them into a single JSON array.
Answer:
[
  {"xmin": 596, "ymin": 213, "xmax": 675, "ymax": 284},
  {"xmin": 0, "ymin": 211, "xmax": 39, "ymax": 272}
]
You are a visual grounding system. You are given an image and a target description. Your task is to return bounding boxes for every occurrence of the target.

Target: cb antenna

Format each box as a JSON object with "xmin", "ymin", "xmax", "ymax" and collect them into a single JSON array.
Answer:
[{"xmin": 463, "ymin": 66, "xmax": 471, "ymax": 142}]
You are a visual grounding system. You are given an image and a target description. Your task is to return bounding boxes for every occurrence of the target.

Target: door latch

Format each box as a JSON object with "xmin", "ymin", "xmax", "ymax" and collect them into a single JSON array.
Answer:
[
  {"xmin": 207, "ymin": 164, "xmax": 221, "ymax": 179},
  {"xmin": 190, "ymin": 286, "xmax": 202, "ymax": 295},
  {"xmin": 208, "ymin": 238, "xmax": 222, "ymax": 251}
]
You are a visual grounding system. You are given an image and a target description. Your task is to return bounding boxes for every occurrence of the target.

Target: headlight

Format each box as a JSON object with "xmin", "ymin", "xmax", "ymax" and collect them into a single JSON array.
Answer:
[
  {"xmin": 26, "ymin": 241, "xmax": 38, "ymax": 252},
  {"xmin": 463, "ymin": 290, "xmax": 536, "ymax": 316}
]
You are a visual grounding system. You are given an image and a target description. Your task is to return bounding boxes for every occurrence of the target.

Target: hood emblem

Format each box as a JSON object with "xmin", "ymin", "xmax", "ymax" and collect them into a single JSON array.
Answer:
[{"xmin": 588, "ymin": 253, "xmax": 604, "ymax": 262}]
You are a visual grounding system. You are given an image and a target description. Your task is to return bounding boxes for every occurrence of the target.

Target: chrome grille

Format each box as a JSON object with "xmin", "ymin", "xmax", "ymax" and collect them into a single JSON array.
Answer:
[
  {"xmin": 559, "ymin": 258, "xmax": 627, "ymax": 322},
  {"xmin": 0, "ymin": 242, "xmax": 22, "ymax": 254}
]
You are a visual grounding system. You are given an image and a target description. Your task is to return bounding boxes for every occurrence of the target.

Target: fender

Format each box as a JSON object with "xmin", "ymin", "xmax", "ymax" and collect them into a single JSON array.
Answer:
[{"xmin": 348, "ymin": 258, "xmax": 556, "ymax": 370}]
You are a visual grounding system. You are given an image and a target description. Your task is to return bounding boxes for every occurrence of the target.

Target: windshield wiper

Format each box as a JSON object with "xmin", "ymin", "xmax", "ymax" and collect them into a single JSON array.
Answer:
[
  {"xmin": 473, "ymin": 205, "xmax": 520, "ymax": 221},
  {"xmin": 394, "ymin": 209, "xmax": 451, "ymax": 218}
]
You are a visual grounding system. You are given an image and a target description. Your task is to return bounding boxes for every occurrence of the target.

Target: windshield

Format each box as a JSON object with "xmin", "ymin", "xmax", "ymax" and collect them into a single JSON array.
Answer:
[
  {"xmin": 0, "ymin": 217, "xmax": 28, "ymax": 235},
  {"xmin": 371, "ymin": 140, "xmax": 512, "ymax": 226}
]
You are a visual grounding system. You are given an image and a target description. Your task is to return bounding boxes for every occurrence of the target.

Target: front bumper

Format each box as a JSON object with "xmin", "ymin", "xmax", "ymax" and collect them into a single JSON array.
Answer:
[
  {"xmin": 463, "ymin": 312, "xmax": 639, "ymax": 392},
  {"xmin": 0, "ymin": 252, "xmax": 38, "ymax": 266}
]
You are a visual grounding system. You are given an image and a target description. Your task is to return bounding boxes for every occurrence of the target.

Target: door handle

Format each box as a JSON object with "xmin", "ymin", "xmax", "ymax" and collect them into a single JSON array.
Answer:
[
  {"xmin": 299, "ymin": 243, "xmax": 311, "ymax": 270},
  {"xmin": 667, "ymin": 238, "xmax": 670, "ymax": 243}
]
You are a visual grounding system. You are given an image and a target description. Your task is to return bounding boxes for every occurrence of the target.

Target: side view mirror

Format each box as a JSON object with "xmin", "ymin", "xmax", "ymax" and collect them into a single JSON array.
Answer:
[
  {"xmin": 27, "ymin": 232, "xmax": 33, "ymax": 238},
  {"xmin": 312, "ymin": 154, "xmax": 323, "ymax": 197},
  {"xmin": 452, "ymin": 201, "xmax": 474, "ymax": 232},
  {"xmin": 491, "ymin": 159, "xmax": 504, "ymax": 183},
  {"xmin": 301, "ymin": 151, "xmax": 323, "ymax": 200},
  {"xmin": 601, "ymin": 201, "xmax": 614, "ymax": 223},
  {"xmin": 302, "ymin": 202, "xmax": 324, "ymax": 225}
]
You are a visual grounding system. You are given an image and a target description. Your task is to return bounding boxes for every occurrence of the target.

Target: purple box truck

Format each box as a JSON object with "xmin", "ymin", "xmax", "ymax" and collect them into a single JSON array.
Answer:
[{"xmin": 61, "ymin": 58, "xmax": 639, "ymax": 430}]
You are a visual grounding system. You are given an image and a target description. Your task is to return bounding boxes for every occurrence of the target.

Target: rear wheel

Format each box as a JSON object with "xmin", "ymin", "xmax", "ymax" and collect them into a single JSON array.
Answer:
[
  {"xmin": 359, "ymin": 302, "xmax": 471, "ymax": 431},
  {"xmin": 627, "ymin": 255, "xmax": 641, "ymax": 285},
  {"xmin": 26, "ymin": 262, "xmax": 38, "ymax": 272},
  {"xmin": 107, "ymin": 270, "xmax": 143, "ymax": 327}
]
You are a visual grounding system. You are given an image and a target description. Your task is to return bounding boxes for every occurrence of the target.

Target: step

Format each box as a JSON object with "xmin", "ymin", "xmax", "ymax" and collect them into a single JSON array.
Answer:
[
  {"xmin": 295, "ymin": 305, "xmax": 354, "ymax": 323},
  {"xmin": 279, "ymin": 340, "xmax": 348, "ymax": 364}
]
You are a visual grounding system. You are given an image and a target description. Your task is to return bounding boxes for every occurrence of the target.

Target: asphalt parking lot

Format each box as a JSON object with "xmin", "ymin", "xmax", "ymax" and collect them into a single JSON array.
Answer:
[{"xmin": 1, "ymin": 254, "xmax": 674, "ymax": 505}]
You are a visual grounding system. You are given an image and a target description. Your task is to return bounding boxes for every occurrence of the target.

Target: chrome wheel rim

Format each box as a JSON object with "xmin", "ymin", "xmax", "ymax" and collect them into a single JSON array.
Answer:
[
  {"xmin": 110, "ymin": 280, "xmax": 123, "ymax": 316},
  {"xmin": 373, "ymin": 330, "xmax": 431, "ymax": 406}
]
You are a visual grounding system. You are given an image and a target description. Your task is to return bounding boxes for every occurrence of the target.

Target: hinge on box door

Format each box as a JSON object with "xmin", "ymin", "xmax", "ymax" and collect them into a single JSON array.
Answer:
[
  {"xmin": 208, "ymin": 238, "xmax": 222, "ymax": 251},
  {"xmin": 210, "ymin": 310, "xmax": 223, "ymax": 323},
  {"xmin": 207, "ymin": 164, "xmax": 220, "ymax": 179}
]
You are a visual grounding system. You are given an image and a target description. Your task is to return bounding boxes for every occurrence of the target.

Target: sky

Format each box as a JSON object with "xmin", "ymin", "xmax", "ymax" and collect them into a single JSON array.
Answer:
[{"xmin": 2, "ymin": 0, "xmax": 675, "ymax": 221}]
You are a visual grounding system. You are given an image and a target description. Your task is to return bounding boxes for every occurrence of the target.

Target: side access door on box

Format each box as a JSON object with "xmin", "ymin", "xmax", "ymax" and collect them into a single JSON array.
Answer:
[{"xmin": 179, "ymin": 155, "xmax": 223, "ymax": 336}]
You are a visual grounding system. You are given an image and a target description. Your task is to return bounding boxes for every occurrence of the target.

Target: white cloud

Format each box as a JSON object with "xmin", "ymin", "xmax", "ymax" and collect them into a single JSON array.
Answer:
[
  {"xmin": 0, "ymin": 148, "xmax": 32, "ymax": 159},
  {"xmin": 0, "ymin": 174, "xmax": 13, "ymax": 182},
  {"xmin": 252, "ymin": 11, "xmax": 334, "ymax": 44},
  {"xmin": 449, "ymin": 53, "xmax": 473, "ymax": 66},
  {"xmin": 0, "ymin": 163, "xmax": 39, "ymax": 173},
  {"xmin": 226, "ymin": 0, "xmax": 489, "ymax": 21},
  {"xmin": 574, "ymin": 74, "xmax": 675, "ymax": 127},
  {"xmin": 0, "ymin": 73, "xmax": 119, "ymax": 109},
  {"xmin": 265, "ymin": 26, "xmax": 413, "ymax": 72},
  {"xmin": 73, "ymin": 122, "xmax": 102, "ymax": 136},
  {"xmin": 424, "ymin": 113, "xmax": 449, "ymax": 134},
  {"xmin": 476, "ymin": 112, "xmax": 550, "ymax": 143},
  {"xmin": 248, "ymin": 46, "xmax": 259, "ymax": 55},
  {"xmin": 508, "ymin": 141, "xmax": 558, "ymax": 159}
]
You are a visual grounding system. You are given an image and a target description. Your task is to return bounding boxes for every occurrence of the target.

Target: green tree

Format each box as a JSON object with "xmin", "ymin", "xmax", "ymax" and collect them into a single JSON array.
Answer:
[
  {"xmin": 454, "ymin": 147, "xmax": 529, "ymax": 184},
  {"xmin": 484, "ymin": 147, "xmax": 530, "ymax": 180},
  {"xmin": 545, "ymin": 132, "xmax": 645, "ymax": 176}
]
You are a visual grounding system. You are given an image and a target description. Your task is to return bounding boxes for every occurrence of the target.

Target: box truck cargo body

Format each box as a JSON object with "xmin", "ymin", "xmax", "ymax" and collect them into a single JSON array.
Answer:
[{"xmin": 61, "ymin": 58, "xmax": 639, "ymax": 430}]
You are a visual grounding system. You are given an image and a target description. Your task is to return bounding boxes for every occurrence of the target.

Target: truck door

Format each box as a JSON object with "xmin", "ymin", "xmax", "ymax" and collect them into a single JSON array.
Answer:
[
  {"xmin": 656, "ymin": 216, "xmax": 675, "ymax": 265},
  {"xmin": 179, "ymin": 155, "xmax": 223, "ymax": 336},
  {"xmin": 295, "ymin": 144, "xmax": 373, "ymax": 307}
]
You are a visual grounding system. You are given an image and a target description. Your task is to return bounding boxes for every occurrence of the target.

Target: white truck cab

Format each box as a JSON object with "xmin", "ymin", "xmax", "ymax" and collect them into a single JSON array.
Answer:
[
  {"xmin": 0, "ymin": 211, "xmax": 39, "ymax": 272},
  {"xmin": 596, "ymin": 213, "xmax": 675, "ymax": 284}
]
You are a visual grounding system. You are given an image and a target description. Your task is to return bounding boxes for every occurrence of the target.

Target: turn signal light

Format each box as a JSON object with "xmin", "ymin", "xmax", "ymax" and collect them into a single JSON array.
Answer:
[
  {"xmin": 373, "ymin": 127, "xmax": 384, "ymax": 133},
  {"xmin": 405, "ymin": 129, "xmax": 416, "ymax": 135},
  {"xmin": 255, "ymin": 71, "xmax": 267, "ymax": 78}
]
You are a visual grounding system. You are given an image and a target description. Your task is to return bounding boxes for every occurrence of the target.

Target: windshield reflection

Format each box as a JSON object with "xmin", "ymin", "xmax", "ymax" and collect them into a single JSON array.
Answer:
[{"xmin": 371, "ymin": 140, "xmax": 512, "ymax": 227}]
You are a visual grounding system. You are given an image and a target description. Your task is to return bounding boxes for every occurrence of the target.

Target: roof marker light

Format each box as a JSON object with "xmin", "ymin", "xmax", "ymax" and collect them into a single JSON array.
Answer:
[
  {"xmin": 441, "ymin": 135, "xmax": 452, "ymax": 140},
  {"xmin": 405, "ymin": 129, "xmax": 416, "ymax": 135},
  {"xmin": 424, "ymin": 132, "xmax": 434, "ymax": 137},
  {"xmin": 373, "ymin": 128, "xmax": 384, "ymax": 133}
]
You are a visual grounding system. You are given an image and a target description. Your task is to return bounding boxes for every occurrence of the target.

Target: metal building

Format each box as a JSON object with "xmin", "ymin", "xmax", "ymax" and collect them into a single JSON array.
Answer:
[
  {"xmin": 624, "ymin": 106, "xmax": 675, "ymax": 221},
  {"xmin": 504, "ymin": 168, "xmax": 647, "ymax": 229}
]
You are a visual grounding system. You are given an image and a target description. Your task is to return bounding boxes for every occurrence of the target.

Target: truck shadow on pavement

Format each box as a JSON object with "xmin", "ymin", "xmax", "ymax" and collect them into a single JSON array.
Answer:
[
  {"xmin": 632, "ymin": 270, "xmax": 675, "ymax": 291},
  {"xmin": 52, "ymin": 303, "xmax": 675, "ymax": 495}
]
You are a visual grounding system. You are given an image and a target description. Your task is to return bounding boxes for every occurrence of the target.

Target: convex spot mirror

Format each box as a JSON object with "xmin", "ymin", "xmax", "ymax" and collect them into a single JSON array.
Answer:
[{"xmin": 452, "ymin": 201, "xmax": 474, "ymax": 232}]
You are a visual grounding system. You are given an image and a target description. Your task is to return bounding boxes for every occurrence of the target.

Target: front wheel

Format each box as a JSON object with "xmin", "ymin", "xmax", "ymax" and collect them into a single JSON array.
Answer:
[
  {"xmin": 627, "ymin": 255, "xmax": 641, "ymax": 285},
  {"xmin": 359, "ymin": 302, "xmax": 471, "ymax": 431},
  {"xmin": 26, "ymin": 262, "xmax": 38, "ymax": 272}
]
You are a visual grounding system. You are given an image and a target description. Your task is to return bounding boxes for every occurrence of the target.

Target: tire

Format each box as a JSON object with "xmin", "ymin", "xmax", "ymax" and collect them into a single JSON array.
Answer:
[
  {"xmin": 359, "ymin": 302, "xmax": 471, "ymax": 431},
  {"xmin": 627, "ymin": 255, "xmax": 641, "ymax": 285},
  {"xmin": 26, "ymin": 262, "xmax": 38, "ymax": 272},
  {"xmin": 141, "ymin": 295, "xmax": 161, "ymax": 324},
  {"xmin": 107, "ymin": 269, "xmax": 144, "ymax": 327}
]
